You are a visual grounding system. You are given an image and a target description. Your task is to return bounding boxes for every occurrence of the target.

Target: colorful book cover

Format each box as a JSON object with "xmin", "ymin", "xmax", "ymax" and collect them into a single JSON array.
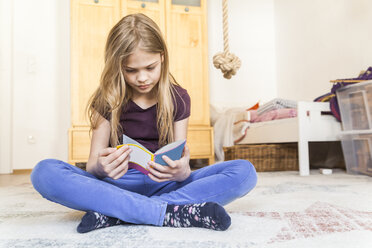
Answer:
[{"xmin": 117, "ymin": 134, "xmax": 186, "ymax": 175}]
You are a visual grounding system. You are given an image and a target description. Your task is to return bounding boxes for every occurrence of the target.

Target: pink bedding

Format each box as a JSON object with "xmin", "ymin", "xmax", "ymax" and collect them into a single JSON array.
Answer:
[{"xmin": 250, "ymin": 108, "xmax": 297, "ymax": 122}]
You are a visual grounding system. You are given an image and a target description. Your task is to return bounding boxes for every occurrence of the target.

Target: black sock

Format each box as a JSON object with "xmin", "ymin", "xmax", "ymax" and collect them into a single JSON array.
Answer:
[
  {"xmin": 163, "ymin": 202, "xmax": 231, "ymax": 231},
  {"xmin": 77, "ymin": 211, "xmax": 123, "ymax": 233}
]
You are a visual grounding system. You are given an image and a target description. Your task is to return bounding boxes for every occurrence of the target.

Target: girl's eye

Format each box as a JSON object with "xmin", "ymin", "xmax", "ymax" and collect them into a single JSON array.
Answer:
[
  {"xmin": 147, "ymin": 67, "xmax": 155, "ymax": 71},
  {"xmin": 125, "ymin": 69, "xmax": 136, "ymax": 73}
]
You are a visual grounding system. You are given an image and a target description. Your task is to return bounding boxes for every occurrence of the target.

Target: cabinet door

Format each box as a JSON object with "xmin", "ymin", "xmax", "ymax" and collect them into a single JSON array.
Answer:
[
  {"xmin": 121, "ymin": 0, "xmax": 165, "ymax": 32},
  {"xmin": 69, "ymin": 128, "xmax": 91, "ymax": 163},
  {"xmin": 166, "ymin": 0, "xmax": 210, "ymax": 126},
  {"xmin": 71, "ymin": 0, "xmax": 120, "ymax": 126}
]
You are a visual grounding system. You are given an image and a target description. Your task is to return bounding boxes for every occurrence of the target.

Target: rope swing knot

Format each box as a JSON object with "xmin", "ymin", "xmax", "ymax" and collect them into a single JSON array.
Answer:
[
  {"xmin": 213, "ymin": 52, "xmax": 241, "ymax": 79},
  {"xmin": 213, "ymin": 0, "xmax": 241, "ymax": 79}
]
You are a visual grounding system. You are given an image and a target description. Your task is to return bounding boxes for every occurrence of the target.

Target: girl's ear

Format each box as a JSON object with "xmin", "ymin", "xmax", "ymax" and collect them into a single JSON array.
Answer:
[{"xmin": 161, "ymin": 53, "xmax": 164, "ymax": 63}]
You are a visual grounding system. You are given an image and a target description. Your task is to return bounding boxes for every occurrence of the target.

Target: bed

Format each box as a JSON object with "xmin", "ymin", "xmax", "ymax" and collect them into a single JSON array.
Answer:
[{"xmin": 234, "ymin": 101, "xmax": 342, "ymax": 176}]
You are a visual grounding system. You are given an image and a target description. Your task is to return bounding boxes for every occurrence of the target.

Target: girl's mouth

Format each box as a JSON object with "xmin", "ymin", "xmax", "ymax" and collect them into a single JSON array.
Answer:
[{"xmin": 138, "ymin": 84, "xmax": 151, "ymax": 90}]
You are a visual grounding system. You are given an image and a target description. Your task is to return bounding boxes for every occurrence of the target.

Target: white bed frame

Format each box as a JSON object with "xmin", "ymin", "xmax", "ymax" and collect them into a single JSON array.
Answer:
[{"xmin": 237, "ymin": 101, "xmax": 342, "ymax": 176}]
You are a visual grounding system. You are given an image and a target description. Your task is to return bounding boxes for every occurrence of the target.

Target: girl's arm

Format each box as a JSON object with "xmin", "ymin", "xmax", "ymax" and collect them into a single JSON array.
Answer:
[
  {"xmin": 147, "ymin": 117, "xmax": 191, "ymax": 182},
  {"xmin": 86, "ymin": 115, "xmax": 132, "ymax": 179},
  {"xmin": 173, "ymin": 117, "xmax": 189, "ymax": 141}
]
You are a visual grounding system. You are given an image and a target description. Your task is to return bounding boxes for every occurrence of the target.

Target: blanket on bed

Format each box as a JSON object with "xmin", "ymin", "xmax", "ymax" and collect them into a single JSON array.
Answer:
[
  {"xmin": 211, "ymin": 106, "xmax": 247, "ymax": 162},
  {"xmin": 257, "ymin": 98, "xmax": 297, "ymax": 115}
]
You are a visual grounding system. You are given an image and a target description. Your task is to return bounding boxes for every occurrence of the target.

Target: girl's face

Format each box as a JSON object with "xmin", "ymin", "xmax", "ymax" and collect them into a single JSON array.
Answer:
[{"xmin": 123, "ymin": 46, "xmax": 162, "ymax": 98}]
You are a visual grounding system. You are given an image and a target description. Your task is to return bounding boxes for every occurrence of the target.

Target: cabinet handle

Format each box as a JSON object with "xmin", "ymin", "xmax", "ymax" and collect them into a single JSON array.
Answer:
[
  {"xmin": 185, "ymin": 7, "xmax": 189, "ymax": 12},
  {"xmin": 94, "ymin": 0, "xmax": 99, "ymax": 3},
  {"xmin": 141, "ymin": 3, "xmax": 146, "ymax": 8}
]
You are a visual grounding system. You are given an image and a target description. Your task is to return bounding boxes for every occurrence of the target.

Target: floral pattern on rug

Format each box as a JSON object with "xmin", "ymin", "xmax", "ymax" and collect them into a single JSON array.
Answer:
[
  {"xmin": 241, "ymin": 201, "xmax": 372, "ymax": 244},
  {"xmin": 1, "ymin": 172, "xmax": 372, "ymax": 248}
]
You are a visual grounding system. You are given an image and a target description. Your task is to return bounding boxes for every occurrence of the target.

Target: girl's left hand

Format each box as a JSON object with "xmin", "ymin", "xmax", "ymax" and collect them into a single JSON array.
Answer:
[{"xmin": 147, "ymin": 145, "xmax": 191, "ymax": 182}]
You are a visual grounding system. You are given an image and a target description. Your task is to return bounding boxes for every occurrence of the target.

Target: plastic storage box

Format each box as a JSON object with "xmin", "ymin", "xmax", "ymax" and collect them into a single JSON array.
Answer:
[
  {"xmin": 340, "ymin": 130, "xmax": 372, "ymax": 176},
  {"xmin": 336, "ymin": 80, "xmax": 372, "ymax": 131}
]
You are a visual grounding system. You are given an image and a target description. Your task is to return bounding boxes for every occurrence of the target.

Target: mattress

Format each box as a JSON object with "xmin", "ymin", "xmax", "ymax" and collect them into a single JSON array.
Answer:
[{"xmin": 237, "ymin": 117, "xmax": 299, "ymax": 144}]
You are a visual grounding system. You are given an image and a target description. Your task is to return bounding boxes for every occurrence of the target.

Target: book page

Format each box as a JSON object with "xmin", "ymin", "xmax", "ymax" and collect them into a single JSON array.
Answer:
[
  {"xmin": 122, "ymin": 134, "xmax": 148, "ymax": 150},
  {"xmin": 155, "ymin": 139, "xmax": 186, "ymax": 154},
  {"xmin": 119, "ymin": 134, "xmax": 154, "ymax": 169},
  {"xmin": 128, "ymin": 144, "xmax": 153, "ymax": 169}
]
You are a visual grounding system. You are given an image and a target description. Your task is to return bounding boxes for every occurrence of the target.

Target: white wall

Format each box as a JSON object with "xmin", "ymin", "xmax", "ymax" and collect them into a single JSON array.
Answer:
[
  {"xmin": 208, "ymin": 0, "xmax": 372, "ymax": 106},
  {"xmin": 274, "ymin": 0, "xmax": 372, "ymax": 101},
  {"xmin": 208, "ymin": 0, "xmax": 277, "ymax": 109},
  {"xmin": 0, "ymin": 0, "xmax": 70, "ymax": 171}
]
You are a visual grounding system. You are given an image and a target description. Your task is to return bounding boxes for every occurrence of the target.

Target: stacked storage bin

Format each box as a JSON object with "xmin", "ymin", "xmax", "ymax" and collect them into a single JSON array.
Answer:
[{"xmin": 336, "ymin": 80, "xmax": 372, "ymax": 176}]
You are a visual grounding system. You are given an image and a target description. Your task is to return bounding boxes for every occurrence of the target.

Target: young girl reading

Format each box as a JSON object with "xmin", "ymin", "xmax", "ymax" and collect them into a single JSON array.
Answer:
[{"xmin": 31, "ymin": 13, "xmax": 257, "ymax": 233}]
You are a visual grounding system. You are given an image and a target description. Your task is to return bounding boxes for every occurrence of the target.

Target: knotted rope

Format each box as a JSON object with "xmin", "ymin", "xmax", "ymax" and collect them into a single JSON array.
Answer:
[{"xmin": 213, "ymin": 0, "xmax": 241, "ymax": 79}]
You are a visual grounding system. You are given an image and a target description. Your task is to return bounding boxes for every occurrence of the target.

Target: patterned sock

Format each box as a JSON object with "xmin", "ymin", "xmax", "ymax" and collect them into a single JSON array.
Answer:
[
  {"xmin": 163, "ymin": 202, "xmax": 231, "ymax": 231},
  {"xmin": 77, "ymin": 211, "xmax": 123, "ymax": 233}
]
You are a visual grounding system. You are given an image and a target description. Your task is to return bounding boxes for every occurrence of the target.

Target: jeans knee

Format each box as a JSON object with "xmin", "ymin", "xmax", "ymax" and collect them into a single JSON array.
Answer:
[
  {"xmin": 231, "ymin": 159, "xmax": 257, "ymax": 197},
  {"xmin": 31, "ymin": 159, "xmax": 61, "ymax": 197}
]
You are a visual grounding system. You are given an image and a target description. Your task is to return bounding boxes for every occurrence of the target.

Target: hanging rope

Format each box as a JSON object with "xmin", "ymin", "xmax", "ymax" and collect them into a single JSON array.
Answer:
[{"xmin": 213, "ymin": 0, "xmax": 241, "ymax": 79}]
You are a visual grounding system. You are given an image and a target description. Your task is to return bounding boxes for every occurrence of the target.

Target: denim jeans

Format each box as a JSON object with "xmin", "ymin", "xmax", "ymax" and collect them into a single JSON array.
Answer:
[{"xmin": 31, "ymin": 159, "xmax": 257, "ymax": 226}]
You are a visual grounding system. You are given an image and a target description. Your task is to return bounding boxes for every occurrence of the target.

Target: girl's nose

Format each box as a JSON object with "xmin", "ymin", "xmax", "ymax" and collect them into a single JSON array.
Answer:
[{"xmin": 137, "ymin": 70, "xmax": 148, "ymax": 83}]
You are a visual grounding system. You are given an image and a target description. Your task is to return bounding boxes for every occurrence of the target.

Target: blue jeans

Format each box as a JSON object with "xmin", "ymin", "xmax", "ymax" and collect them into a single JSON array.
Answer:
[{"xmin": 31, "ymin": 159, "xmax": 257, "ymax": 226}]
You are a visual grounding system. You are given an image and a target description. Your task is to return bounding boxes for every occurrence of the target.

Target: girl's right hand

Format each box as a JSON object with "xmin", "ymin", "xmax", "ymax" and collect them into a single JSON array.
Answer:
[{"xmin": 95, "ymin": 145, "xmax": 132, "ymax": 180}]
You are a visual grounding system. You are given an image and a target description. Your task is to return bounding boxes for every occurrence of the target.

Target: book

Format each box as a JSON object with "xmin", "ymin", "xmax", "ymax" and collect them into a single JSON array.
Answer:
[{"xmin": 117, "ymin": 134, "xmax": 186, "ymax": 175}]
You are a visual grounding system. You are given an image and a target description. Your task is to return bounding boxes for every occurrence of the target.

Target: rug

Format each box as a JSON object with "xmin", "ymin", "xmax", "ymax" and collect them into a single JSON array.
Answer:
[{"xmin": 1, "ymin": 170, "xmax": 371, "ymax": 248}]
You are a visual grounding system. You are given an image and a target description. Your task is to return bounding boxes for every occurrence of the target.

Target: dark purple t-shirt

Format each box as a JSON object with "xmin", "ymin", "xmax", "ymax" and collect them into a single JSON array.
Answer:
[{"xmin": 119, "ymin": 85, "xmax": 190, "ymax": 152}]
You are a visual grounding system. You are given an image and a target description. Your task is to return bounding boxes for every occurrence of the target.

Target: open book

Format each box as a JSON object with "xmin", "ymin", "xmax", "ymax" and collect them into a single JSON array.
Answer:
[{"xmin": 117, "ymin": 134, "xmax": 186, "ymax": 175}]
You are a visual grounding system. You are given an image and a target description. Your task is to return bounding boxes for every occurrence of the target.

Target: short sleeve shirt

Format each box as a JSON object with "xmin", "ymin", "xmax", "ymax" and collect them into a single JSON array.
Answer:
[{"xmin": 119, "ymin": 85, "xmax": 190, "ymax": 152}]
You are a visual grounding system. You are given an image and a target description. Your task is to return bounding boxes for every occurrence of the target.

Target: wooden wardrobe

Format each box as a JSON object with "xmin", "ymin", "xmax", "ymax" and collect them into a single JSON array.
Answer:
[{"xmin": 69, "ymin": 0, "xmax": 214, "ymax": 165}]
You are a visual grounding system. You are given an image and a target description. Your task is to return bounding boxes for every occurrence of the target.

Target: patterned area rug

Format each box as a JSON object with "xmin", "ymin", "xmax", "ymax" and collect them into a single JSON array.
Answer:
[{"xmin": 1, "ymin": 170, "xmax": 372, "ymax": 248}]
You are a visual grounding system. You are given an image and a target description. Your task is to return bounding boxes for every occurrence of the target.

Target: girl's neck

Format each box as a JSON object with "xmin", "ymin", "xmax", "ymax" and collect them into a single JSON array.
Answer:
[{"xmin": 131, "ymin": 90, "xmax": 157, "ymax": 110}]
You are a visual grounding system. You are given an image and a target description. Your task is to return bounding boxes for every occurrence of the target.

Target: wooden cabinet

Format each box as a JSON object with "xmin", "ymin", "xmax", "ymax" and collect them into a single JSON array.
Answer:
[
  {"xmin": 69, "ymin": 0, "xmax": 214, "ymax": 165},
  {"xmin": 121, "ymin": 0, "xmax": 165, "ymax": 32},
  {"xmin": 71, "ymin": 0, "xmax": 120, "ymax": 126},
  {"xmin": 69, "ymin": 0, "xmax": 120, "ymax": 165},
  {"xmin": 165, "ymin": 1, "xmax": 213, "ymax": 164},
  {"xmin": 166, "ymin": 1, "xmax": 209, "ymax": 127}
]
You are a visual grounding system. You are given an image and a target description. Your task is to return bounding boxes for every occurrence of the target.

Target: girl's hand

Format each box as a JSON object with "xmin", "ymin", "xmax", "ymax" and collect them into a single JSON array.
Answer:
[
  {"xmin": 95, "ymin": 145, "xmax": 132, "ymax": 180},
  {"xmin": 147, "ymin": 145, "xmax": 191, "ymax": 182}
]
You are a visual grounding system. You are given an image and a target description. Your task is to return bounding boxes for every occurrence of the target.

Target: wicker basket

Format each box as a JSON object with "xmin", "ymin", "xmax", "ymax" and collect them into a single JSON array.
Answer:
[{"xmin": 223, "ymin": 143, "xmax": 299, "ymax": 172}]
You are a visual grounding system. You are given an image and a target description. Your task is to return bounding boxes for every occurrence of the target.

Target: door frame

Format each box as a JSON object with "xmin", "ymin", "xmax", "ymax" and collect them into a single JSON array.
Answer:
[{"xmin": 0, "ymin": 0, "xmax": 13, "ymax": 174}]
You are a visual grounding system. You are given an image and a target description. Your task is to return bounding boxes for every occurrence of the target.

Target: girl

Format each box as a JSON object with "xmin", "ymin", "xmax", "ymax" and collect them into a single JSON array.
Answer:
[{"xmin": 31, "ymin": 13, "xmax": 257, "ymax": 233}]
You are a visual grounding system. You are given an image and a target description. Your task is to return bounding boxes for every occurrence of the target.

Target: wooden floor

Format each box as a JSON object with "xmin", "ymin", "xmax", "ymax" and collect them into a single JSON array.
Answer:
[{"xmin": 0, "ymin": 170, "xmax": 32, "ymax": 187}]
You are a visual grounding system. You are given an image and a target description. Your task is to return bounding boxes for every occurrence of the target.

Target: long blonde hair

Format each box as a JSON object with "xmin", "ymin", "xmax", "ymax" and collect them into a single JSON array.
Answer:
[{"xmin": 87, "ymin": 13, "xmax": 179, "ymax": 147}]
